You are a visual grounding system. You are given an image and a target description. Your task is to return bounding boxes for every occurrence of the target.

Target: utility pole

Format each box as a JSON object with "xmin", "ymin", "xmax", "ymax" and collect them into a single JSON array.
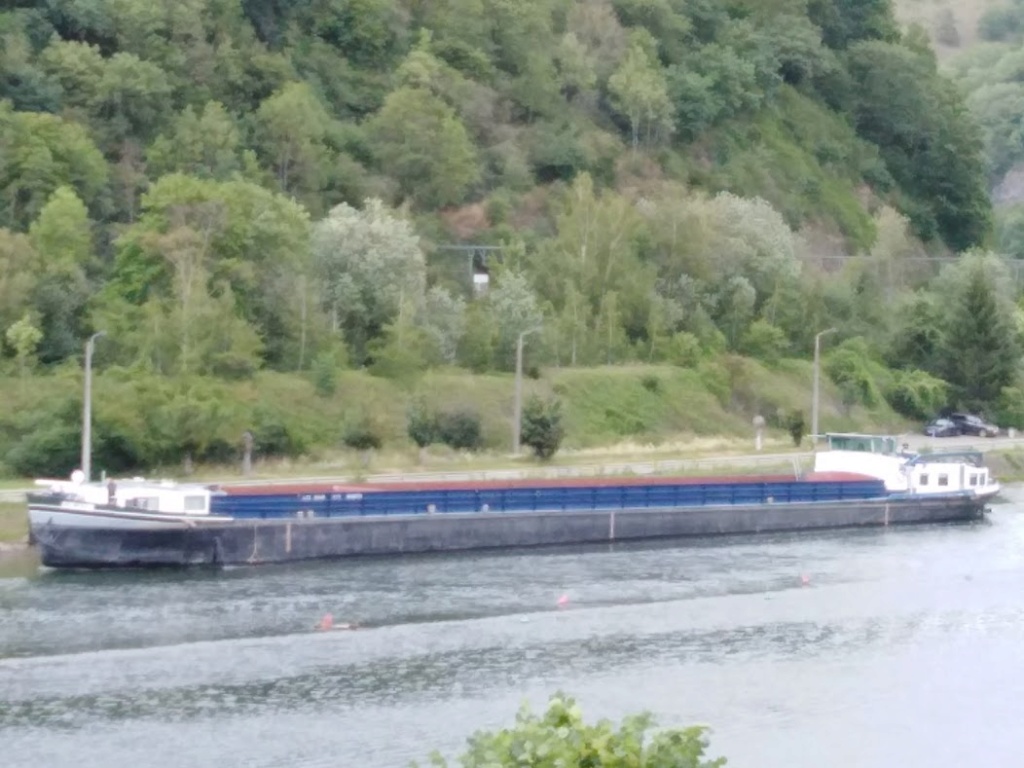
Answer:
[
  {"xmin": 812, "ymin": 327, "xmax": 837, "ymax": 446},
  {"xmin": 512, "ymin": 327, "xmax": 541, "ymax": 455},
  {"xmin": 81, "ymin": 331, "xmax": 106, "ymax": 481}
]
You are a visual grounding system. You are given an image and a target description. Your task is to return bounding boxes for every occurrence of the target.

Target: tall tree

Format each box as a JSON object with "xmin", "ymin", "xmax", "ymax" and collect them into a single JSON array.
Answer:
[
  {"xmin": 367, "ymin": 86, "xmax": 478, "ymax": 208},
  {"xmin": 107, "ymin": 173, "xmax": 311, "ymax": 369},
  {"xmin": 0, "ymin": 103, "xmax": 109, "ymax": 230},
  {"xmin": 845, "ymin": 39, "xmax": 991, "ymax": 250},
  {"xmin": 311, "ymin": 198, "xmax": 427, "ymax": 362},
  {"xmin": 28, "ymin": 186, "xmax": 94, "ymax": 275},
  {"xmin": 607, "ymin": 31, "xmax": 674, "ymax": 148},
  {"xmin": 256, "ymin": 82, "xmax": 332, "ymax": 197},
  {"xmin": 147, "ymin": 101, "xmax": 246, "ymax": 181},
  {"xmin": 942, "ymin": 261, "xmax": 1019, "ymax": 410}
]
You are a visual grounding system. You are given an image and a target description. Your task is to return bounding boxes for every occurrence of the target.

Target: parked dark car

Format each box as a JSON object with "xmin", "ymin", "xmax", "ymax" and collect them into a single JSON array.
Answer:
[
  {"xmin": 924, "ymin": 418, "xmax": 960, "ymax": 437},
  {"xmin": 949, "ymin": 412, "xmax": 1000, "ymax": 437}
]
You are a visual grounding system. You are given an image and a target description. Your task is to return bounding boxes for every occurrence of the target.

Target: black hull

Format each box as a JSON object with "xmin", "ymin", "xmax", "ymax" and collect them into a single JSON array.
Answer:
[{"xmin": 32, "ymin": 495, "xmax": 989, "ymax": 570}]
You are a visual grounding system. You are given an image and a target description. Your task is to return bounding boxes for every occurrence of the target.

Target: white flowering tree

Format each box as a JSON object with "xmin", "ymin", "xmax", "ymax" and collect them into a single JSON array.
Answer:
[{"xmin": 311, "ymin": 199, "xmax": 427, "ymax": 361}]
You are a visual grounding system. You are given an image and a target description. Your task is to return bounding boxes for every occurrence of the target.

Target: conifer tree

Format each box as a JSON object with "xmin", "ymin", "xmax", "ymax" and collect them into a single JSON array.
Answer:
[{"xmin": 942, "ymin": 263, "xmax": 1019, "ymax": 410}]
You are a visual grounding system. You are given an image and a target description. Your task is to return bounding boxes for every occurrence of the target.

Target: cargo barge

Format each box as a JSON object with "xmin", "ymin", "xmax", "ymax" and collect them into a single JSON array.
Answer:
[{"xmin": 26, "ymin": 434, "xmax": 1000, "ymax": 569}]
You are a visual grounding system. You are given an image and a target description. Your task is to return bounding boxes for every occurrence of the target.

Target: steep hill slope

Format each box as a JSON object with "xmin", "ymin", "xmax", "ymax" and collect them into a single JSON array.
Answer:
[{"xmin": 0, "ymin": 0, "xmax": 1010, "ymax": 476}]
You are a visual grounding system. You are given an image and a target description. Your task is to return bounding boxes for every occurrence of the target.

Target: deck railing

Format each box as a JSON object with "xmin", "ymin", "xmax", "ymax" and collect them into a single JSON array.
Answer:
[{"xmin": 211, "ymin": 479, "xmax": 888, "ymax": 519}]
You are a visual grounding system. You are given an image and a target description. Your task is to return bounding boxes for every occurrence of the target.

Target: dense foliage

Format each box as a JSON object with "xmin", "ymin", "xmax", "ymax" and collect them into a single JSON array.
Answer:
[
  {"xmin": 0, "ymin": 0, "xmax": 1018, "ymax": 475},
  {"xmin": 417, "ymin": 693, "xmax": 726, "ymax": 767}
]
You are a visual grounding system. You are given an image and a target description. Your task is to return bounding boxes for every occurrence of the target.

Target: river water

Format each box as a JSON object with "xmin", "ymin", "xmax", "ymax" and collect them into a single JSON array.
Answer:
[{"xmin": 3, "ymin": 489, "xmax": 1024, "ymax": 767}]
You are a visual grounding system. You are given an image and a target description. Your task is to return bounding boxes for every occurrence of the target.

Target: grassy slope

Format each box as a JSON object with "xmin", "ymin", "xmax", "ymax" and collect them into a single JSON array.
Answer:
[{"xmin": 0, "ymin": 355, "xmax": 913, "ymax": 483}]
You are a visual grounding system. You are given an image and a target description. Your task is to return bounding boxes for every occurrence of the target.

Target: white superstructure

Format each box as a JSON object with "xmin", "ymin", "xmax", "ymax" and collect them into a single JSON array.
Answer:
[
  {"xmin": 813, "ymin": 433, "xmax": 1000, "ymax": 499},
  {"xmin": 28, "ymin": 472, "xmax": 228, "ymax": 532}
]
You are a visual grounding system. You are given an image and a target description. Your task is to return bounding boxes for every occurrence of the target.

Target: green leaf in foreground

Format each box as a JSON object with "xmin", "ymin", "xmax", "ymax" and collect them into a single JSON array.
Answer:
[{"xmin": 415, "ymin": 692, "xmax": 726, "ymax": 767}]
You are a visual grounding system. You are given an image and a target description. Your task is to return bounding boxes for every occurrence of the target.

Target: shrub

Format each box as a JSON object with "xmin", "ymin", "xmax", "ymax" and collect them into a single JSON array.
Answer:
[
  {"xmin": 416, "ymin": 692, "xmax": 726, "ymax": 767},
  {"xmin": 739, "ymin": 320, "xmax": 788, "ymax": 365},
  {"xmin": 311, "ymin": 350, "xmax": 340, "ymax": 397},
  {"xmin": 885, "ymin": 369, "xmax": 949, "ymax": 421},
  {"xmin": 824, "ymin": 337, "xmax": 886, "ymax": 412},
  {"xmin": 342, "ymin": 415, "xmax": 383, "ymax": 452},
  {"xmin": 787, "ymin": 409, "xmax": 806, "ymax": 446},
  {"xmin": 520, "ymin": 395, "xmax": 565, "ymax": 460},
  {"xmin": 253, "ymin": 419, "xmax": 307, "ymax": 458},
  {"xmin": 640, "ymin": 374, "xmax": 661, "ymax": 393},
  {"xmin": 407, "ymin": 401, "xmax": 439, "ymax": 448},
  {"xmin": 5, "ymin": 399, "xmax": 81, "ymax": 478},
  {"xmin": 996, "ymin": 386, "xmax": 1024, "ymax": 430},
  {"xmin": 437, "ymin": 409, "xmax": 483, "ymax": 450}
]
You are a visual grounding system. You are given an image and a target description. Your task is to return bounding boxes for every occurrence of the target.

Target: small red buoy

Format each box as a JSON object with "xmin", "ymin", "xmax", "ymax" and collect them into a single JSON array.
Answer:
[
  {"xmin": 557, "ymin": 594, "xmax": 570, "ymax": 608},
  {"xmin": 800, "ymin": 574, "xmax": 810, "ymax": 586},
  {"xmin": 318, "ymin": 612, "xmax": 334, "ymax": 631}
]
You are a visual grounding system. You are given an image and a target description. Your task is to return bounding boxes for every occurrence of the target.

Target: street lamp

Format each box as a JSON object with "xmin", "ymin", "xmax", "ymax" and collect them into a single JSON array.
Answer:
[
  {"xmin": 512, "ymin": 327, "xmax": 542, "ymax": 455},
  {"xmin": 812, "ymin": 327, "xmax": 837, "ymax": 446},
  {"xmin": 81, "ymin": 331, "xmax": 106, "ymax": 482}
]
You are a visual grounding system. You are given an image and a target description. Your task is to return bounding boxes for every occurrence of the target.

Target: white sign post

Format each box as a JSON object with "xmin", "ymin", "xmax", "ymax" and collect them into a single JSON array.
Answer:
[{"xmin": 753, "ymin": 414, "xmax": 766, "ymax": 452}]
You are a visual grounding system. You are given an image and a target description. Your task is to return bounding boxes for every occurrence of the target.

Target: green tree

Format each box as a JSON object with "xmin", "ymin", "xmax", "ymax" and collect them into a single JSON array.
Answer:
[
  {"xmin": 23, "ymin": 185, "xmax": 95, "ymax": 364},
  {"xmin": 487, "ymin": 270, "xmax": 544, "ymax": 370},
  {"xmin": 94, "ymin": 52, "xmax": 173, "ymax": 148},
  {"xmin": 845, "ymin": 40, "xmax": 991, "ymax": 250},
  {"xmin": 5, "ymin": 313, "xmax": 43, "ymax": 377},
  {"xmin": 407, "ymin": 399, "xmax": 439, "ymax": 463},
  {"xmin": 787, "ymin": 409, "xmax": 806, "ymax": 447},
  {"xmin": 423, "ymin": 285, "xmax": 467, "ymax": 364},
  {"xmin": 437, "ymin": 409, "xmax": 483, "ymax": 450},
  {"xmin": 137, "ymin": 204, "xmax": 264, "ymax": 377},
  {"xmin": 520, "ymin": 395, "xmax": 564, "ymax": 460},
  {"xmin": 368, "ymin": 86, "xmax": 478, "ymax": 207},
  {"xmin": 108, "ymin": 173, "xmax": 312, "ymax": 369},
  {"xmin": 995, "ymin": 203, "xmax": 1024, "ymax": 260},
  {"xmin": 342, "ymin": 411, "xmax": 383, "ymax": 467},
  {"xmin": 0, "ymin": 103, "xmax": 109, "ymax": 230},
  {"xmin": 739, "ymin": 319, "xmax": 787, "ymax": 365},
  {"xmin": 147, "ymin": 101, "xmax": 246, "ymax": 180},
  {"xmin": 28, "ymin": 186, "xmax": 94, "ymax": 275},
  {"xmin": 886, "ymin": 291, "xmax": 946, "ymax": 375},
  {"xmin": 941, "ymin": 261, "xmax": 1020, "ymax": 410},
  {"xmin": 607, "ymin": 31, "xmax": 674, "ymax": 148},
  {"xmin": 0, "ymin": 229, "xmax": 38, "ymax": 334},
  {"xmin": 255, "ymin": 82, "xmax": 332, "ymax": 198},
  {"xmin": 418, "ymin": 692, "xmax": 725, "ymax": 767},
  {"xmin": 532, "ymin": 174, "xmax": 647, "ymax": 365},
  {"xmin": 37, "ymin": 40, "xmax": 106, "ymax": 117},
  {"xmin": 367, "ymin": 301, "xmax": 436, "ymax": 383},
  {"xmin": 311, "ymin": 198, "xmax": 426, "ymax": 362},
  {"xmin": 808, "ymin": 0, "xmax": 899, "ymax": 50}
]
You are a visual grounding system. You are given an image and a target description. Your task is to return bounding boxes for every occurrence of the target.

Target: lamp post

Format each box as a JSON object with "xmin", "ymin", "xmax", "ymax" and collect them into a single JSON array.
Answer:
[
  {"xmin": 812, "ymin": 327, "xmax": 836, "ymax": 446},
  {"xmin": 82, "ymin": 331, "xmax": 106, "ymax": 481},
  {"xmin": 512, "ymin": 327, "xmax": 542, "ymax": 455}
]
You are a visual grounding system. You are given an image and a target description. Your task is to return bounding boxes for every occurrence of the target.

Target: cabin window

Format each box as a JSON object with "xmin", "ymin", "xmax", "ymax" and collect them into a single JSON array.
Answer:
[
  {"xmin": 184, "ymin": 495, "xmax": 207, "ymax": 512},
  {"xmin": 919, "ymin": 474, "xmax": 929, "ymax": 486},
  {"xmin": 970, "ymin": 474, "xmax": 978, "ymax": 487},
  {"xmin": 938, "ymin": 474, "xmax": 949, "ymax": 487}
]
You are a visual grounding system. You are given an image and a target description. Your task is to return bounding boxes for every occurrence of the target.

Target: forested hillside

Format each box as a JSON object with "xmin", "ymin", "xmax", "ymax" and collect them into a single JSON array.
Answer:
[{"xmin": 0, "ymin": 0, "xmax": 1017, "ymax": 476}]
